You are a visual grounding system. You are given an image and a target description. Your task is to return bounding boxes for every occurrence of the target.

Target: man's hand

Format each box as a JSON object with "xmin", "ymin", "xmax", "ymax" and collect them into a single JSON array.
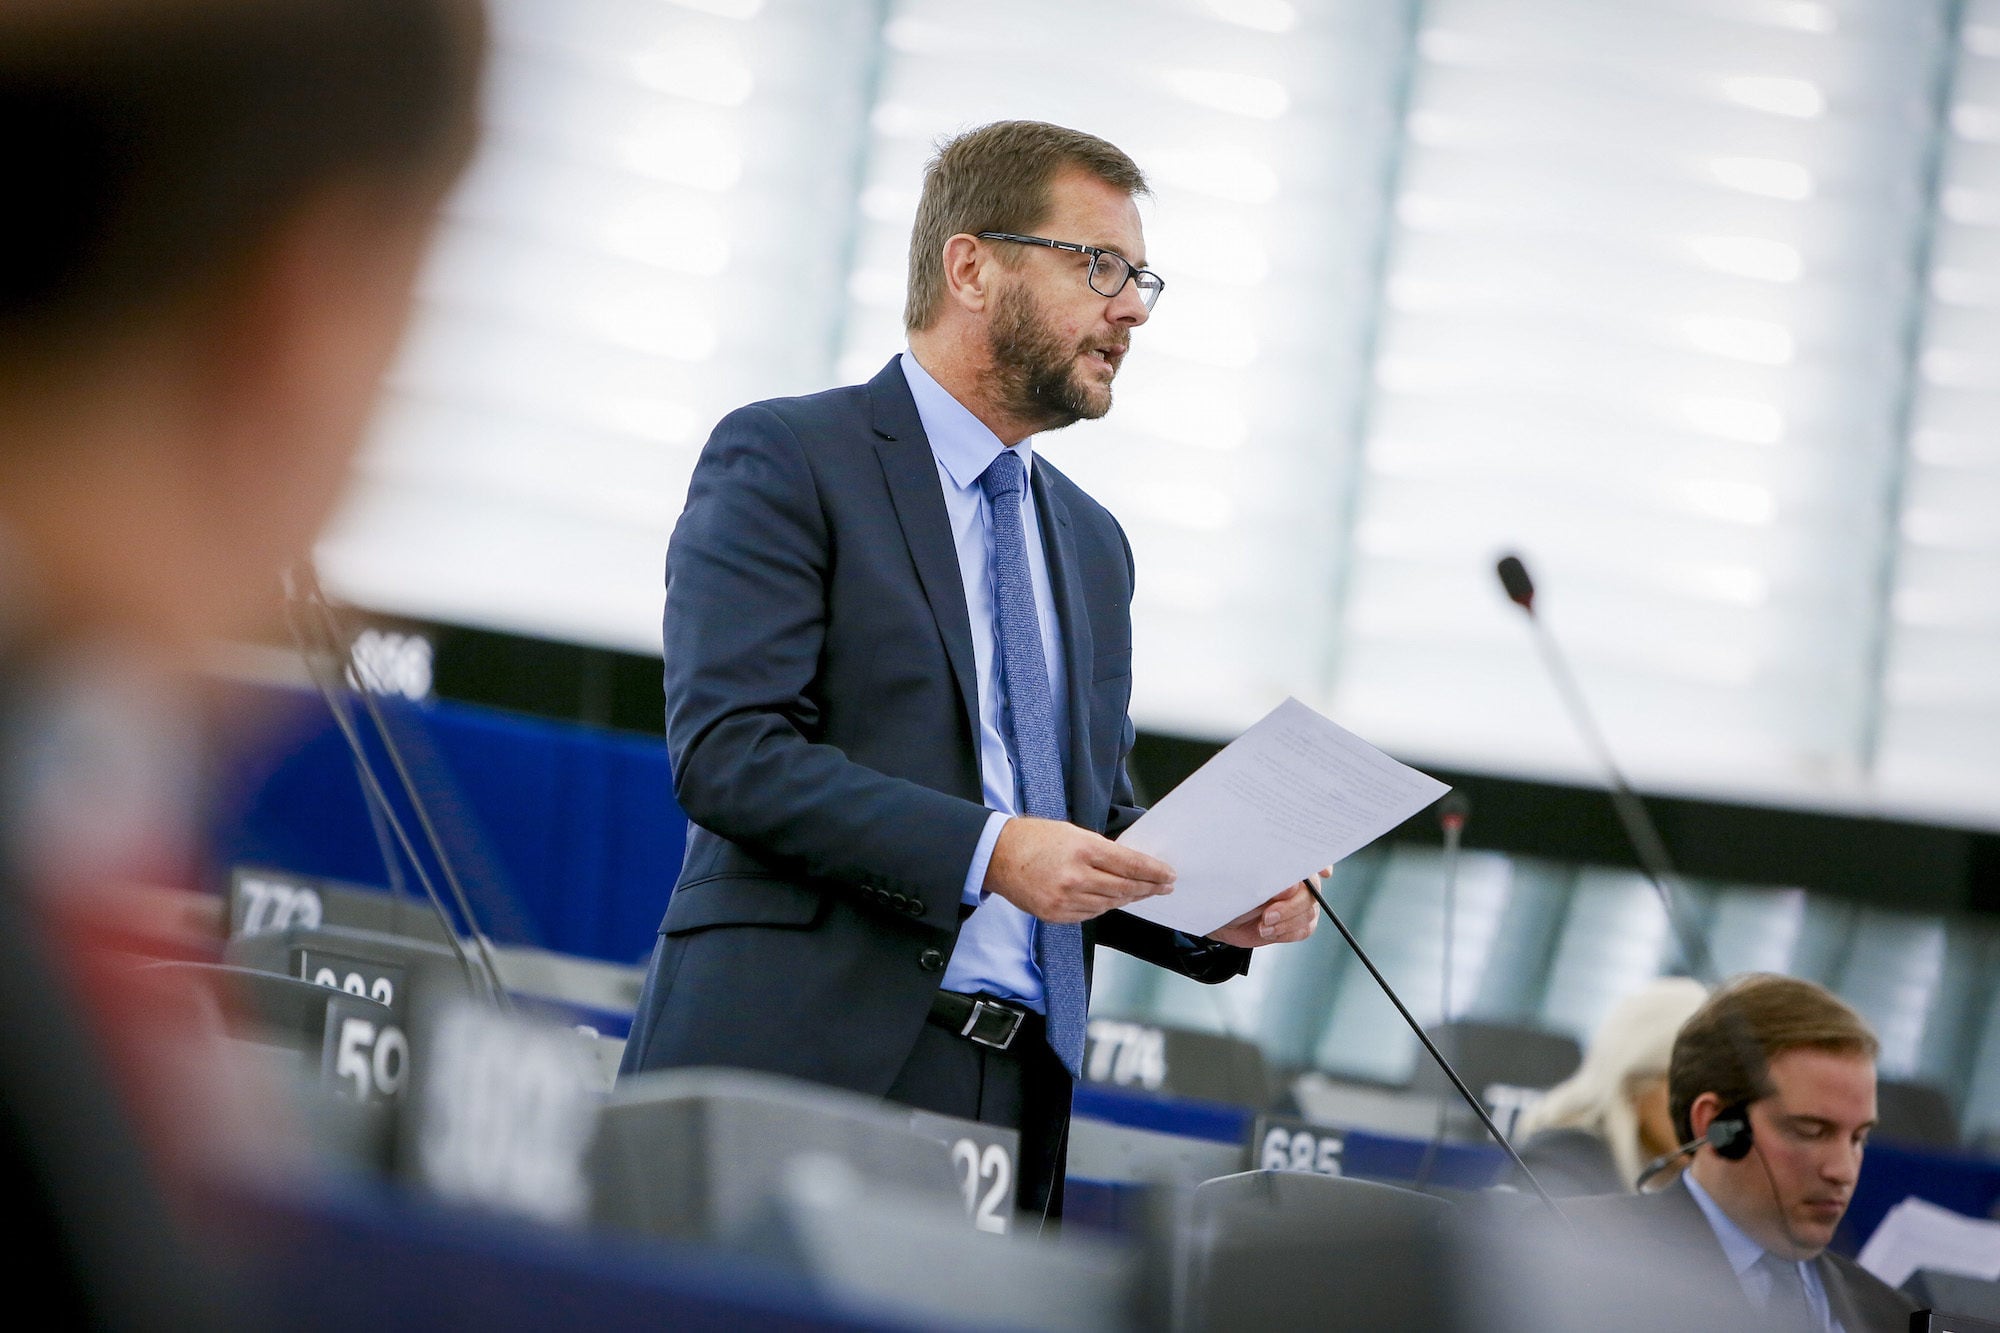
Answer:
[
  {"xmin": 983, "ymin": 816, "xmax": 1175, "ymax": 924},
  {"xmin": 1206, "ymin": 871, "xmax": 1325, "ymax": 949}
]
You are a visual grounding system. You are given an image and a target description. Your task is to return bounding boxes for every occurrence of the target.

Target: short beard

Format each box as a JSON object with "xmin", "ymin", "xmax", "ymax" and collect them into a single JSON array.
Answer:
[{"xmin": 987, "ymin": 281, "xmax": 1108, "ymax": 432}]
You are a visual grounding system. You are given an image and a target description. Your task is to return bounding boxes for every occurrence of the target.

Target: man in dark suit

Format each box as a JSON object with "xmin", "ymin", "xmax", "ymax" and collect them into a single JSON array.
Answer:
[
  {"xmin": 621, "ymin": 121, "xmax": 1319, "ymax": 1215},
  {"xmin": 1558, "ymin": 975, "xmax": 1917, "ymax": 1332}
]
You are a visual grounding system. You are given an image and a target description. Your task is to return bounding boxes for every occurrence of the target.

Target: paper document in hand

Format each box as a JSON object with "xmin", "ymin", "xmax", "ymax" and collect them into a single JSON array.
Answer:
[{"xmin": 1114, "ymin": 697, "xmax": 1449, "ymax": 937}]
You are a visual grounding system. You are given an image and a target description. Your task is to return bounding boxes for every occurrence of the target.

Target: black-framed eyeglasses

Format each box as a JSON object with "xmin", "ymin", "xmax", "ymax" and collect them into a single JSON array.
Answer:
[{"xmin": 976, "ymin": 232, "xmax": 1165, "ymax": 311}]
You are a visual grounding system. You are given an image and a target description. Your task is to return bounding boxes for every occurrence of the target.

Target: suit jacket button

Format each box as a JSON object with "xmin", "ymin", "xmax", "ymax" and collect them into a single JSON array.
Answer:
[{"xmin": 917, "ymin": 947, "xmax": 945, "ymax": 973}]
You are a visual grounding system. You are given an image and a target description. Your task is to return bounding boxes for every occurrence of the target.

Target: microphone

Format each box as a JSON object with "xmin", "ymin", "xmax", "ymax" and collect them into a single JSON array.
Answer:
[
  {"xmin": 1493, "ymin": 554, "xmax": 1782, "ymax": 1199},
  {"xmin": 1496, "ymin": 554, "xmax": 1535, "ymax": 611},
  {"xmin": 1437, "ymin": 792, "xmax": 1469, "ymax": 1029},
  {"xmin": 280, "ymin": 564, "xmax": 509, "ymax": 1008},
  {"xmin": 1298, "ymin": 868, "xmax": 1569, "ymax": 1217},
  {"xmin": 1490, "ymin": 553, "xmax": 1718, "ymax": 986},
  {"xmin": 1411, "ymin": 793, "xmax": 1471, "ymax": 1191}
]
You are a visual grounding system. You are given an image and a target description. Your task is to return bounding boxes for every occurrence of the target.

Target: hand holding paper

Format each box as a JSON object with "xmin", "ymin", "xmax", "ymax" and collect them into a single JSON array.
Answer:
[{"xmin": 1115, "ymin": 697, "xmax": 1449, "ymax": 938}]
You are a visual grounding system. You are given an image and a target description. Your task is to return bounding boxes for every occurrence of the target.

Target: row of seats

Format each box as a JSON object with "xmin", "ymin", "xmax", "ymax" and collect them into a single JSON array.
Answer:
[{"xmin": 1090, "ymin": 843, "xmax": 2000, "ymax": 1149}]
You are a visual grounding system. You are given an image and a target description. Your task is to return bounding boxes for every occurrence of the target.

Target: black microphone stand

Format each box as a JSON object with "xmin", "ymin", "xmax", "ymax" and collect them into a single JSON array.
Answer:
[
  {"xmin": 1300, "ymin": 876, "xmax": 1564, "ymax": 1215},
  {"xmin": 281, "ymin": 566, "xmax": 509, "ymax": 1008}
]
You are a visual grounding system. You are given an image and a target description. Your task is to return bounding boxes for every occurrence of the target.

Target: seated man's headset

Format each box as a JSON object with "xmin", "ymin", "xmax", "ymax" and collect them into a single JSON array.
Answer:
[{"xmin": 1635, "ymin": 1099, "xmax": 1753, "ymax": 1192}]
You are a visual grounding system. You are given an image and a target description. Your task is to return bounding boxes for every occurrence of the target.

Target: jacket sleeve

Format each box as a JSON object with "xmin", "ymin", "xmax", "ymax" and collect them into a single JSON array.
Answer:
[
  {"xmin": 663, "ymin": 404, "xmax": 989, "ymax": 931},
  {"xmin": 1094, "ymin": 908, "xmax": 1252, "ymax": 983}
]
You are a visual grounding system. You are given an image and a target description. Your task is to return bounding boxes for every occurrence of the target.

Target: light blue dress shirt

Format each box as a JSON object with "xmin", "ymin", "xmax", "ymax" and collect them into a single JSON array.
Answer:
[
  {"xmin": 899, "ymin": 350, "xmax": 1068, "ymax": 1011},
  {"xmin": 1684, "ymin": 1171, "xmax": 1841, "ymax": 1333}
]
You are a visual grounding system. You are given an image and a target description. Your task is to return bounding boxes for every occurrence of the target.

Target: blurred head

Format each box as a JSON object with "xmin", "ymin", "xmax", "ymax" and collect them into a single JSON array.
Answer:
[
  {"xmin": 1674, "ymin": 974, "xmax": 1879, "ymax": 1258},
  {"xmin": 905, "ymin": 121, "xmax": 1153, "ymax": 439},
  {"xmin": 1519, "ymin": 976, "xmax": 1707, "ymax": 1190},
  {"xmin": 0, "ymin": 0, "xmax": 484, "ymax": 656}
]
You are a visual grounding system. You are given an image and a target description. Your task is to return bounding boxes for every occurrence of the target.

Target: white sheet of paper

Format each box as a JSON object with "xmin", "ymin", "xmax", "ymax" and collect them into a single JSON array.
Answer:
[
  {"xmin": 1857, "ymin": 1195, "xmax": 2000, "ymax": 1289},
  {"xmin": 1114, "ymin": 697, "xmax": 1449, "ymax": 937}
]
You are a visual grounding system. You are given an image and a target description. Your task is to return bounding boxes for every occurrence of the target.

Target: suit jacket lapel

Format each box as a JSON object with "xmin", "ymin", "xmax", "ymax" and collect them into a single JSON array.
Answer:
[
  {"xmin": 1813, "ymin": 1254, "xmax": 1861, "ymax": 1332},
  {"xmin": 1031, "ymin": 466, "xmax": 1095, "ymax": 826},
  {"xmin": 867, "ymin": 361, "xmax": 980, "ymax": 750}
]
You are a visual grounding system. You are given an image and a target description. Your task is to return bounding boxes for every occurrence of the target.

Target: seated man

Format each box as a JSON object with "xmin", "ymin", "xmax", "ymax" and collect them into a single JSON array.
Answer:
[{"xmin": 1560, "ymin": 974, "xmax": 1917, "ymax": 1332}]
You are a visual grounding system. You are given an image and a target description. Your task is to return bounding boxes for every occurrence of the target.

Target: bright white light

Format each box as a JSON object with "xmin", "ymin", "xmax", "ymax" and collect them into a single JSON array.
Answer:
[
  {"xmin": 1705, "ymin": 156, "xmax": 1813, "ymax": 201},
  {"xmin": 1718, "ymin": 76, "xmax": 1826, "ymax": 119},
  {"xmin": 1671, "ymin": 562, "xmax": 1770, "ymax": 606},
  {"xmin": 1681, "ymin": 396, "xmax": 1785, "ymax": 444},
  {"xmin": 1147, "ymin": 318, "xmax": 1261, "ymax": 369},
  {"xmin": 628, "ymin": 46, "xmax": 754, "ymax": 107},
  {"xmin": 1149, "ymin": 149, "xmax": 1279, "ymax": 204},
  {"xmin": 1685, "ymin": 235, "xmax": 1803, "ymax": 283},
  {"xmin": 870, "ymin": 101, "xmax": 932, "ymax": 139},
  {"xmin": 1395, "ymin": 192, "xmax": 1473, "ymax": 231},
  {"xmin": 1406, "ymin": 110, "xmax": 1487, "ymax": 148},
  {"xmin": 1384, "ymin": 275, "xmax": 1456, "ymax": 311},
  {"xmin": 1189, "ymin": 0, "xmax": 1296, "ymax": 33},
  {"xmin": 664, "ymin": 0, "xmax": 763, "ymax": 17},
  {"xmin": 595, "ymin": 395, "xmax": 700, "ymax": 445},
  {"xmin": 1920, "ymin": 348, "xmax": 1997, "ymax": 389},
  {"xmin": 1952, "ymin": 104, "xmax": 2000, "ymax": 144},
  {"xmin": 1964, "ymin": 22, "xmax": 2000, "ymax": 57},
  {"xmin": 1756, "ymin": 1, "xmax": 1834, "ymax": 33},
  {"xmin": 1121, "ymin": 396, "xmax": 1251, "ymax": 451},
  {"xmin": 1681, "ymin": 477, "xmax": 1777, "ymax": 524},
  {"xmin": 1162, "ymin": 68, "xmax": 1292, "ymax": 120},
  {"xmin": 1683, "ymin": 315, "xmax": 1795, "ymax": 365},
  {"xmin": 861, "ymin": 184, "xmax": 918, "ymax": 222},
  {"xmin": 846, "ymin": 267, "xmax": 904, "ymax": 309},
  {"xmin": 1139, "ymin": 483, "xmax": 1235, "ymax": 532},
  {"xmin": 1417, "ymin": 27, "xmax": 1491, "ymax": 66},
  {"xmin": 1154, "ymin": 220, "xmax": 1271, "ymax": 287},
  {"xmin": 601, "ymin": 201, "xmax": 729, "ymax": 275},
  {"xmin": 586, "ymin": 299, "xmax": 716, "ymax": 362},
  {"xmin": 882, "ymin": 18, "xmax": 949, "ymax": 53},
  {"xmin": 616, "ymin": 116, "xmax": 743, "ymax": 190},
  {"xmin": 1942, "ymin": 185, "xmax": 2000, "ymax": 226}
]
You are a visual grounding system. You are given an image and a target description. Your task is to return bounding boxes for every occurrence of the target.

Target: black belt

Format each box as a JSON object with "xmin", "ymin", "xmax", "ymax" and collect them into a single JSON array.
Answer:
[{"xmin": 928, "ymin": 991, "xmax": 1043, "ymax": 1052}]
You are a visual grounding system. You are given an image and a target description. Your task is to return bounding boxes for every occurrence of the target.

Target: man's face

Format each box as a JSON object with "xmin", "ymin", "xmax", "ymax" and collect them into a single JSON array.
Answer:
[
  {"xmin": 985, "ymin": 166, "xmax": 1151, "ymax": 432},
  {"xmin": 1691, "ymin": 1047, "xmax": 1876, "ymax": 1259}
]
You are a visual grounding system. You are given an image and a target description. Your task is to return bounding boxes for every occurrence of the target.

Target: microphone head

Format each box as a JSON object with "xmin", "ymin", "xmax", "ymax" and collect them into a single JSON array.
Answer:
[
  {"xmin": 1496, "ymin": 554, "xmax": 1535, "ymax": 611},
  {"xmin": 1439, "ymin": 791, "xmax": 1469, "ymax": 832}
]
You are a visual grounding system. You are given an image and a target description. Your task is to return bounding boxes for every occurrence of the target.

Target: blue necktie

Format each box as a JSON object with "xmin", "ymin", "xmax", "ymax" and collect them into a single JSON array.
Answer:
[
  {"xmin": 1757, "ymin": 1254, "xmax": 1819, "ymax": 1333},
  {"xmin": 979, "ymin": 449, "xmax": 1086, "ymax": 1078}
]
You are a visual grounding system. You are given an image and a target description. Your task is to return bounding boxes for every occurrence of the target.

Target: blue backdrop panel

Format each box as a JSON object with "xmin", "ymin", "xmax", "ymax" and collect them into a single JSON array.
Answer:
[{"xmin": 210, "ymin": 684, "xmax": 684, "ymax": 965}]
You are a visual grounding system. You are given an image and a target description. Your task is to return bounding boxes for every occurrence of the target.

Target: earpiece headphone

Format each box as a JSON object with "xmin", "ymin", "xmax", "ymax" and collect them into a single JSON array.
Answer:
[
  {"xmin": 1634, "ymin": 1097, "xmax": 1755, "ymax": 1189},
  {"xmin": 1704, "ymin": 1099, "xmax": 1754, "ymax": 1161}
]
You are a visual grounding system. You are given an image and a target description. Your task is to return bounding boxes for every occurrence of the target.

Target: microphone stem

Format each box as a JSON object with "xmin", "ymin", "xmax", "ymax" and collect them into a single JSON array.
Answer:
[
  {"xmin": 1302, "ymin": 879, "xmax": 1565, "ymax": 1217},
  {"xmin": 1524, "ymin": 614, "xmax": 1719, "ymax": 987}
]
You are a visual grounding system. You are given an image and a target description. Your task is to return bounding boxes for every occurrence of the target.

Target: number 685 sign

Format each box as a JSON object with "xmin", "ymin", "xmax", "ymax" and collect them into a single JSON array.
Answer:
[{"xmin": 1249, "ymin": 1114, "xmax": 1345, "ymax": 1177}]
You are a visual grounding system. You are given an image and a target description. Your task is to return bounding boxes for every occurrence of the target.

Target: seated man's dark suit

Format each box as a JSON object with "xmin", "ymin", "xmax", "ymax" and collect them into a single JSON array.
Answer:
[
  {"xmin": 1557, "ymin": 1178, "xmax": 1917, "ymax": 1332},
  {"xmin": 621, "ymin": 358, "xmax": 1247, "ymax": 1106}
]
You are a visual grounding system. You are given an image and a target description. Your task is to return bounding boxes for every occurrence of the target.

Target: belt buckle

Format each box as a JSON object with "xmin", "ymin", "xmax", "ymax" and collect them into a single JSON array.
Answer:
[{"xmin": 960, "ymin": 998, "xmax": 1023, "ymax": 1051}]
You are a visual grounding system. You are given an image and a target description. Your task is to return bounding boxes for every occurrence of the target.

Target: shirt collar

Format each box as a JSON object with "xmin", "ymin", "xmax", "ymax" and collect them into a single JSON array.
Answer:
[
  {"xmin": 1683, "ymin": 1170, "xmax": 1787, "ymax": 1280},
  {"xmin": 899, "ymin": 350, "xmax": 1035, "ymax": 493}
]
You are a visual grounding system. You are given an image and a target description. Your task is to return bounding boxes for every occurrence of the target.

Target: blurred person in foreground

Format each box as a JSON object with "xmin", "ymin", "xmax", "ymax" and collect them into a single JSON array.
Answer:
[
  {"xmin": 0, "ymin": 0, "xmax": 481, "ymax": 1322},
  {"xmin": 622, "ymin": 120, "xmax": 1321, "ymax": 1220},
  {"xmin": 1513, "ymin": 976, "xmax": 1708, "ymax": 1195},
  {"xmin": 1557, "ymin": 974, "xmax": 1917, "ymax": 1331}
]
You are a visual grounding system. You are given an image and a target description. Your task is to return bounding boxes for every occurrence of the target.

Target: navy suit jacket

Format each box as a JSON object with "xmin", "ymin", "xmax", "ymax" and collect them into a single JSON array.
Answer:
[{"xmin": 622, "ymin": 359, "xmax": 1249, "ymax": 1096}]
